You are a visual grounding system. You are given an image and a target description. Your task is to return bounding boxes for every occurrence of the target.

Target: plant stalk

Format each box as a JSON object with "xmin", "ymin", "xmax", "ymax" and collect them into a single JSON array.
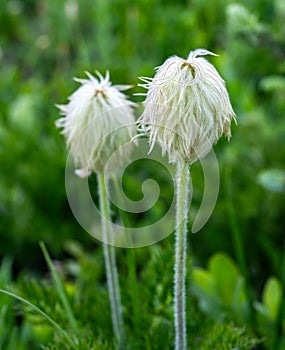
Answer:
[
  {"xmin": 111, "ymin": 175, "xmax": 141, "ymax": 334},
  {"xmin": 97, "ymin": 174, "xmax": 125, "ymax": 349},
  {"xmin": 174, "ymin": 160, "xmax": 190, "ymax": 350}
]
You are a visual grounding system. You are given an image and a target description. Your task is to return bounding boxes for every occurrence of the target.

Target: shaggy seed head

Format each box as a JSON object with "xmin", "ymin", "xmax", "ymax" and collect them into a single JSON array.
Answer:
[
  {"xmin": 56, "ymin": 71, "xmax": 136, "ymax": 177},
  {"xmin": 137, "ymin": 49, "xmax": 237, "ymax": 163}
]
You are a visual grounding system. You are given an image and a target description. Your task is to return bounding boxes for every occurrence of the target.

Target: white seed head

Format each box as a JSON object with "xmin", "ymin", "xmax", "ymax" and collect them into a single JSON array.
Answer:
[
  {"xmin": 137, "ymin": 49, "xmax": 237, "ymax": 163},
  {"xmin": 56, "ymin": 71, "xmax": 136, "ymax": 177}
]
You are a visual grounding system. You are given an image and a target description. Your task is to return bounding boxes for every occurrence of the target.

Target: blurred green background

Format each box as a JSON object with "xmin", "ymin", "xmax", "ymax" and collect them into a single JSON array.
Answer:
[{"xmin": 0, "ymin": 0, "xmax": 285, "ymax": 349}]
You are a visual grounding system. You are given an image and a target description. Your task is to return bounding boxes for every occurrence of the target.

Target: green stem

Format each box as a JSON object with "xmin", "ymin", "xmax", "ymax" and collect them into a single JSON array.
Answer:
[
  {"xmin": 111, "ymin": 175, "xmax": 141, "ymax": 334},
  {"xmin": 174, "ymin": 161, "xmax": 190, "ymax": 350},
  {"xmin": 97, "ymin": 174, "xmax": 125, "ymax": 349}
]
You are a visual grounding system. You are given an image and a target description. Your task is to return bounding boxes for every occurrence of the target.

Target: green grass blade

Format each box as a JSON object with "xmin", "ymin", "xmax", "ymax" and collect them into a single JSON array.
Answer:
[
  {"xmin": 0, "ymin": 289, "xmax": 76, "ymax": 349},
  {"xmin": 39, "ymin": 241, "xmax": 78, "ymax": 331}
]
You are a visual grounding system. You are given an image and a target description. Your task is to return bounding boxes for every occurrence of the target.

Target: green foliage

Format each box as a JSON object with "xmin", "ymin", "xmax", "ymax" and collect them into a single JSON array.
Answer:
[
  {"xmin": 192, "ymin": 253, "xmax": 248, "ymax": 322},
  {"xmin": 254, "ymin": 277, "xmax": 283, "ymax": 324},
  {"xmin": 198, "ymin": 323, "xmax": 260, "ymax": 350},
  {"xmin": 192, "ymin": 252, "xmax": 285, "ymax": 349},
  {"xmin": 7, "ymin": 244, "xmax": 259, "ymax": 349},
  {"xmin": 0, "ymin": 257, "xmax": 37, "ymax": 349},
  {"xmin": 0, "ymin": 0, "xmax": 284, "ymax": 348}
]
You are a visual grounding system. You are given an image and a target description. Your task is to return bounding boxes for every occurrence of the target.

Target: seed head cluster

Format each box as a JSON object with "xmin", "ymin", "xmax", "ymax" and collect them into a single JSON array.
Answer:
[
  {"xmin": 137, "ymin": 49, "xmax": 236, "ymax": 163},
  {"xmin": 56, "ymin": 71, "xmax": 136, "ymax": 177}
]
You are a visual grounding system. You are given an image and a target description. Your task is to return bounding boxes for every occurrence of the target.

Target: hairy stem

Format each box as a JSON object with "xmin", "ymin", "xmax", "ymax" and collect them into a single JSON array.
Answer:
[
  {"xmin": 97, "ymin": 174, "xmax": 125, "ymax": 349},
  {"xmin": 174, "ymin": 160, "xmax": 190, "ymax": 350},
  {"xmin": 111, "ymin": 175, "xmax": 141, "ymax": 334}
]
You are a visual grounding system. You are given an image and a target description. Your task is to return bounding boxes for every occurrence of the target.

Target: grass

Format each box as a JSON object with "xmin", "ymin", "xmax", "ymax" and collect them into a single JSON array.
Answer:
[{"xmin": 0, "ymin": 0, "xmax": 284, "ymax": 348}]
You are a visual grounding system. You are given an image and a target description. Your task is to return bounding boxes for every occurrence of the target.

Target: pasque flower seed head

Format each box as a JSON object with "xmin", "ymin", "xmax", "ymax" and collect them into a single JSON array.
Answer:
[
  {"xmin": 137, "ymin": 49, "xmax": 237, "ymax": 163},
  {"xmin": 56, "ymin": 71, "xmax": 136, "ymax": 177}
]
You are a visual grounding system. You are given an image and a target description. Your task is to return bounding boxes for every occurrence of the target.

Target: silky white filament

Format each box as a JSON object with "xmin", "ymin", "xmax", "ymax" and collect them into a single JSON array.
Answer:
[
  {"xmin": 137, "ymin": 48, "xmax": 237, "ymax": 163},
  {"xmin": 56, "ymin": 71, "xmax": 136, "ymax": 177}
]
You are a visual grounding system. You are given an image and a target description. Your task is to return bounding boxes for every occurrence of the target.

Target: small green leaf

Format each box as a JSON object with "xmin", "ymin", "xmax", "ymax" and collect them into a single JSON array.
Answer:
[
  {"xmin": 262, "ymin": 277, "xmax": 283, "ymax": 320},
  {"xmin": 192, "ymin": 268, "xmax": 216, "ymax": 297},
  {"xmin": 232, "ymin": 276, "xmax": 248, "ymax": 319},
  {"xmin": 208, "ymin": 252, "xmax": 240, "ymax": 308},
  {"xmin": 192, "ymin": 268, "xmax": 221, "ymax": 316},
  {"xmin": 254, "ymin": 301, "xmax": 271, "ymax": 319}
]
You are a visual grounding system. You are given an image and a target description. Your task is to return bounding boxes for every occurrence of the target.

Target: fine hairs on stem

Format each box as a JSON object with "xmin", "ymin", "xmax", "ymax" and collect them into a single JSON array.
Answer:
[
  {"xmin": 174, "ymin": 161, "xmax": 190, "ymax": 350},
  {"xmin": 56, "ymin": 71, "xmax": 136, "ymax": 348},
  {"xmin": 137, "ymin": 49, "xmax": 236, "ymax": 349},
  {"xmin": 98, "ymin": 174, "xmax": 125, "ymax": 349}
]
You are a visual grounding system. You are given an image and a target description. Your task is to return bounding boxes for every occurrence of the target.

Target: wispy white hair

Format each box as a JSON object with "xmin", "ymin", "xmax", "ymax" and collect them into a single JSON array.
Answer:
[
  {"xmin": 137, "ymin": 49, "xmax": 237, "ymax": 163},
  {"xmin": 56, "ymin": 71, "xmax": 136, "ymax": 177}
]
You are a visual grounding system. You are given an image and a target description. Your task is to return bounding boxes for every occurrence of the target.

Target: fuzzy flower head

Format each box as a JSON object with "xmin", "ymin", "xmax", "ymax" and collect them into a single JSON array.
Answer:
[
  {"xmin": 137, "ymin": 49, "xmax": 237, "ymax": 163},
  {"xmin": 56, "ymin": 71, "xmax": 136, "ymax": 177}
]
